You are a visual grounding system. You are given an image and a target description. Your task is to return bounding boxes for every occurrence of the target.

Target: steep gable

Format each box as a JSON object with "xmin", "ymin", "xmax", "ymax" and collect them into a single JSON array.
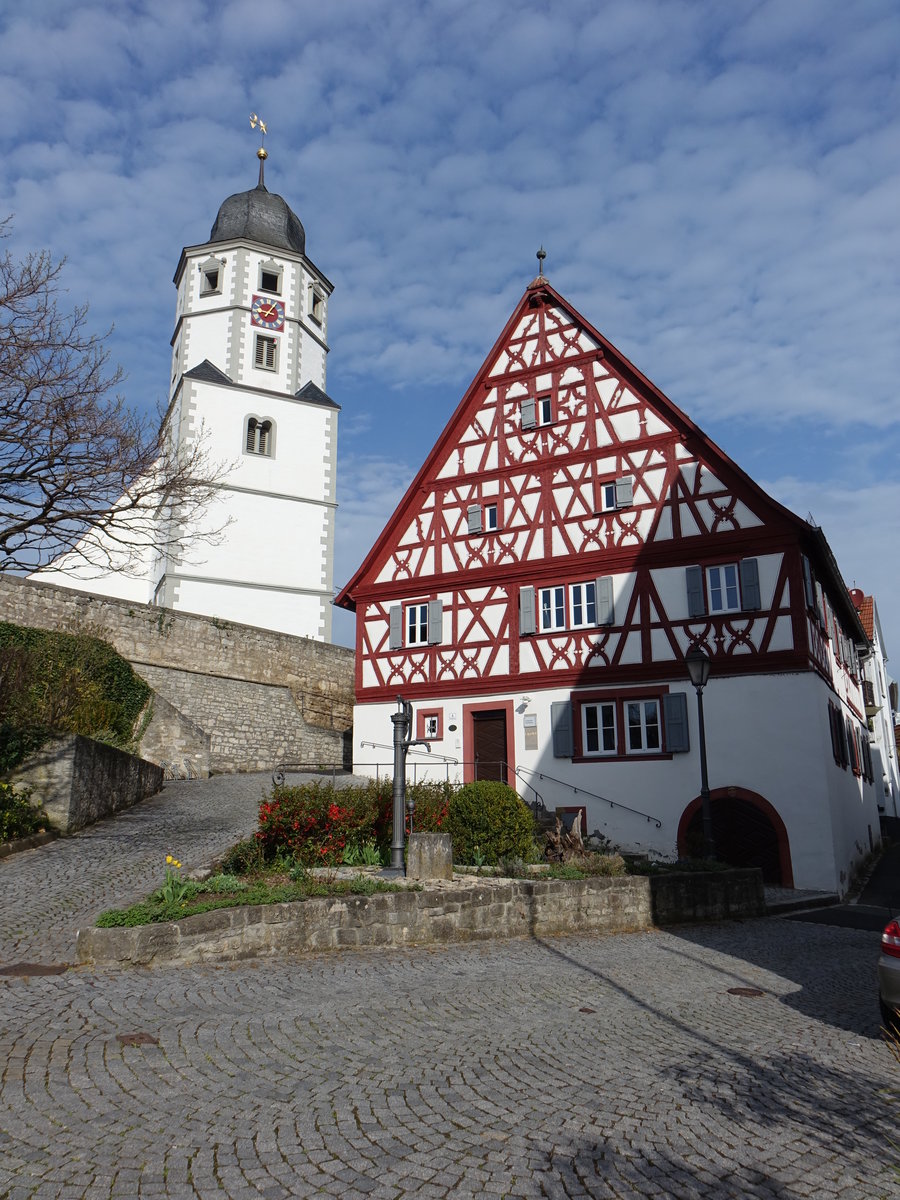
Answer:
[{"xmin": 337, "ymin": 279, "xmax": 798, "ymax": 609}]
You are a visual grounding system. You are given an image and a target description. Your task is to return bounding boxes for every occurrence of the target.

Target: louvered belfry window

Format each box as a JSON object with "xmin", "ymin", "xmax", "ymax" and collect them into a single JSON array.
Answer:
[{"xmin": 254, "ymin": 334, "xmax": 277, "ymax": 370}]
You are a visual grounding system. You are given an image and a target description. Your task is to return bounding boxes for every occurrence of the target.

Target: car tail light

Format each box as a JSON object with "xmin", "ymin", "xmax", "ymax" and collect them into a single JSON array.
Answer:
[{"xmin": 882, "ymin": 919, "xmax": 900, "ymax": 958}]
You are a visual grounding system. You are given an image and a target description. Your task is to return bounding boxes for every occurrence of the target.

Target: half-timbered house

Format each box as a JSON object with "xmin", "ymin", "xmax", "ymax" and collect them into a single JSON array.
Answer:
[{"xmin": 336, "ymin": 274, "xmax": 879, "ymax": 894}]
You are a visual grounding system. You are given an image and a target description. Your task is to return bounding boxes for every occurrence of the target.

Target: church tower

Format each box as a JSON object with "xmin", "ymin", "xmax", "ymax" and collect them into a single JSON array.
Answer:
[
  {"xmin": 38, "ymin": 141, "xmax": 339, "ymax": 642},
  {"xmin": 160, "ymin": 146, "xmax": 338, "ymax": 640}
]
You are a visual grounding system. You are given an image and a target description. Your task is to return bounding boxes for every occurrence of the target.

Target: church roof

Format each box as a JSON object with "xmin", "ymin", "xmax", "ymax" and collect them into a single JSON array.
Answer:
[
  {"xmin": 184, "ymin": 359, "xmax": 233, "ymax": 385},
  {"xmin": 209, "ymin": 182, "xmax": 306, "ymax": 255},
  {"xmin": 295, "ymin": 381, "xmax": 339, "ymax": 409}
]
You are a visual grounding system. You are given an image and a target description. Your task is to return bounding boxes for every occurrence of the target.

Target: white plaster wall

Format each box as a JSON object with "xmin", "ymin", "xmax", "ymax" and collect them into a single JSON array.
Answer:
[
  {"xmin": 186, "ymin": 490, "xmax": 330, "ymax": 591},
  {"xmin": 188, "ymin": 381, "xmax": 333, "ymax": 501},
  {"xmin": 351, "ymin": 670, "xmax": 878, "ymax": 893},
  {"xmin": 171, "ymin": 577, "xmax": 325, "ymax": 639}
]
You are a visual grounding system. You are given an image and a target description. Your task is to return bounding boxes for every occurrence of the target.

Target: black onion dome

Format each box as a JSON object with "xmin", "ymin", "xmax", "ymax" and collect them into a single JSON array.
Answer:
[{"xmin": 209, "ymin": 183, "xmax": 305, "ymax": 255}]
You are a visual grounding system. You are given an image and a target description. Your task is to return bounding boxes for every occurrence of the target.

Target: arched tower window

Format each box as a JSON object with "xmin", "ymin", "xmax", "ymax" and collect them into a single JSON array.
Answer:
[{"xmin": 245, "ymin": 416, "xmax": 275, "ymax": 457}]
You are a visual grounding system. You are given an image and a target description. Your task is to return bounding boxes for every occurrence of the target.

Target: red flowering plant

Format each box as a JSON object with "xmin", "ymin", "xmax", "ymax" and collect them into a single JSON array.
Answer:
[{"xmin": 256, "ymin": 780, "xmax": 387, "ymax": 866}]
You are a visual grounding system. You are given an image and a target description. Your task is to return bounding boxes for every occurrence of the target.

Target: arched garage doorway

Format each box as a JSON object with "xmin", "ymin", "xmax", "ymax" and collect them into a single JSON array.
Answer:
[{"xmin": 677, "ymin": 787, "xmax": 793, "ymax": 887}]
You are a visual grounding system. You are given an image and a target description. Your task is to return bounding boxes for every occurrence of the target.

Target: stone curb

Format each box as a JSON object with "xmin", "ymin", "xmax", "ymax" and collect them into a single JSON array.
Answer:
[
  {"xmin": 76, "ymin": 869, "xmax": 765, "ymax": 968},
  {"xmin": 0, "ymin": 829, "xmax": 59, "ymax": 861}
]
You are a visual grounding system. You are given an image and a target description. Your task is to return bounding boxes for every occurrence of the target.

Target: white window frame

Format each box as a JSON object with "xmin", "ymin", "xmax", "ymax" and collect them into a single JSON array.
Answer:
[
  {"xmin": 254, "ymin": 334, "xmax": 278, "ymax": 372},
  {"xmin": 539, "ymin": 586, "xmax": 566, "ymax": 632},
  {"xmin": 484, "ymin": 503, "xmax": 498, "ymax": 531},
  {"xmin": 625, "ymin": 699, "xmax": 662, "ymax": 754},
  {"xmin": 569, "ymin": 581, "xmax": 597, "ymax": 629},
  {"xmin": 599, "ymin": 481, "xmax": 617, "ymax": 512},
  {"xmin": 423, "ymin": 715, "xmax": 440, "ymax": 740},
  {"xmin": 406, "ymin": 603, "xmax": 429, "ymax": 646},
  {"xmin": 582, "ymin": 701, "xmax": 617, "ymax": 756},
  {"xmin": 538, "ymin": 394, "xmax": 553, "ymax": 425},
  {"xmin": 707, "ymin": 563, "xmax": 740, "ymax": 614}
]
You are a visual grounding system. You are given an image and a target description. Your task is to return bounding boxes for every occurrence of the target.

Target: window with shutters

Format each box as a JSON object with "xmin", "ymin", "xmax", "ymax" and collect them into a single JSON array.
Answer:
[
  {"xmin": 687, "ymin": 559, "xmax": 760, "ymax": 617},
  {"xmin": 566, "ymin": 689, "xmax": 686, "ymax": 760},
  {"xmin": 244, "ymin": 416, "xmax": 274, "ymax": 456},
  {"xmin": 596, "ymin": 475, "xmax": 633, "ymax": 512},
  {"xmin": 254, "ymin": 334, "xmax": 277, "ymax": 371},
  {"xmin": 389, "ymin": 600, "xmax": 443, "ymax": 648},
  {"xmin": 467, "ymin": 503, "xmax": 499, "ymax": 535},
  {"xmin": 534, "ymin": 579, "xmax": 612, "ymax": 632}
]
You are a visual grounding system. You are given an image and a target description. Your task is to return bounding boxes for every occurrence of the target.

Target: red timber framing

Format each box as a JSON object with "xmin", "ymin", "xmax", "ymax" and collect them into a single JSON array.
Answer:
[{"xmin": 337, "ymin": 279, "xmax": 868, "ymax": 705}]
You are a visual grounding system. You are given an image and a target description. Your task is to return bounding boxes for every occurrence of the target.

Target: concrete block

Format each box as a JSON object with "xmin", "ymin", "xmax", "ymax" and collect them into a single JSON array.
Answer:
[{"xmin": 407, "ymin": 833, "xmax": 453, "ymax": 880}]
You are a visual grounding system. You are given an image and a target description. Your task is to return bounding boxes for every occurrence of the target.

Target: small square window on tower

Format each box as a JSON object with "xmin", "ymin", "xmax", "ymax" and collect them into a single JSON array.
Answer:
[
  {"xmin": 199, "ymin": 256, "xmax": 223, "ymax": 297},
  {"xmin": 309, "ymin": 286, "xmax": 324, "ymax": 325},
  {"xmin": 254, "ymin": 334, "xmax": 278, "ymax": 371},
  {"xmin": 258, "ymin": 259, "xmax": 283, "ymax": 294}
]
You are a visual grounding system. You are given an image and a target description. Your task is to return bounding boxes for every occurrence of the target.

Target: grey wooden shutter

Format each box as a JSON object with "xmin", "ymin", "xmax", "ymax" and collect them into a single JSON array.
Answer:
[
  {"xmin": 596, "ymin": 576, "xmax": 614, "ymax": 625},
  {"xmin": 801, "ymin": 555, "xmax": 815, "ymax": 609},
  {"xmin": 663, "ymin": 693, "xmax": 690, "ymax": 753},
  {"xmin": 519, "ymin": 586, "xmax": 536, "ymax": 636},
  {"xmin": 686, "ymin": 566, "xmax": 706, "ymax": 617},
  {"xmin": 427, "ymin": 599, "xmax": 443, "ymax": 644},
  {"xmin": 739, "ymin": 558, "xmax": 761, "ymax": 610},
  {"xmin": 466, "ymin": 504, "xmax": 482, "ymax": 535},
  {"xmin": 521, "ymin": 397, "xmax": 536, "ymax": 429},
  {"xmin": 550, "ymin": 700, "xmax": 574, "ymax": 758},
  {"xmin": 615, "ymin": 476, "xmax": 634, "ymax": 507},
  {"xmin": 389, "ymin": 605, "xmax": 402, "ymax": 649}
]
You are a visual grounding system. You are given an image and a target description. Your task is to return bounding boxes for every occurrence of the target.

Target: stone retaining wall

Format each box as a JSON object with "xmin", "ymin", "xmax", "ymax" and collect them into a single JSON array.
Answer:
[
  {"xmin": 0, "ymin": 575, "xmax": 355, "ymax": 773},
  {"xmin": 76, "ymin": 869, "xmax": 765, "ymax": 967},
  {"xmin": 13, "ymin": 735, "xmax": 163, "ymax": 834}
]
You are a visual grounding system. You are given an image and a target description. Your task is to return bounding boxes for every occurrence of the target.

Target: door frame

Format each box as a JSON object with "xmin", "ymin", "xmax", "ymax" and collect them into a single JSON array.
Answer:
[{"xmin": 463, "ymin": 699, "xmax": 516, "ymax": 786}]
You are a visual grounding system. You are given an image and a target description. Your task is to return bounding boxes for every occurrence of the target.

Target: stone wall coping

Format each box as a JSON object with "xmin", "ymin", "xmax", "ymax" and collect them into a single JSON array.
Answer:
[{"xmin": 76, "ymin": 869, "xmax": 765, "ymax": 968}]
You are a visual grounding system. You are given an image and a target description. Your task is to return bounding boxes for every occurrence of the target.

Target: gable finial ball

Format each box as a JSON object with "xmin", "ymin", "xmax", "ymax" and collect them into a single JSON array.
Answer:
[{"xmin": 536, "ymin": 246, "xmax": 547, "ymax": 276}]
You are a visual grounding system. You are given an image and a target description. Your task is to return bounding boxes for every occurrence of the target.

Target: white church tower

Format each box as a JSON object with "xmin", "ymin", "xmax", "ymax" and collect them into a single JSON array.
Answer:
[{"xmin": 38, "ymin": 140, "xmax": 339, "ymax": 642}]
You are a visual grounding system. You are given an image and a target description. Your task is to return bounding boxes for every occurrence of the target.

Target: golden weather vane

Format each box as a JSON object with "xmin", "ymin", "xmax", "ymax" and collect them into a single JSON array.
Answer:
[{"xmin": 250, "ymin": 112, "xmax": 268, "ymax": 185}]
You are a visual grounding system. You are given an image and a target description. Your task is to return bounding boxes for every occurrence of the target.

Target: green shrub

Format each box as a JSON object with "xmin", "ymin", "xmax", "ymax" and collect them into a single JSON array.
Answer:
[
  {"xmin": 257, "ymin": 779, "xmax": 387, "ymax": 866},
  {"xmin": 445, "ymin": 780, "xmax": 535, "ymax": 865},
  {"xmin": 219, "ymin": 837, "xmax": 265, "ymax": 874},
  {"xmin": 0, "ymin": 623, "xmax": 151, "ymax": 773},
  {"xmin": 0, "ymin": 781, "xmax": 48, "ymax": 842}
]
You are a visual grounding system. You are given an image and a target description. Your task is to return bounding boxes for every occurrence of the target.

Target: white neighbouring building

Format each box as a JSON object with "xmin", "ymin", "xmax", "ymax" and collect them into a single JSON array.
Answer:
[
  {"xmin": 850, "ymin": 589, "xmax": 900, "ymax": 820},
  {"xmin": 336, "ymin": 273, "xmax": 881, "ymax": 895},
  {"xmin": 37, "ymin": 154, "xmax": 339, "ymax": 641}
]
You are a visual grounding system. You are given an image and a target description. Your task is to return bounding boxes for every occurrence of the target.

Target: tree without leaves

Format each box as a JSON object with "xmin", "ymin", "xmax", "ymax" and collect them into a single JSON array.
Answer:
[{"xmin": 0, "ymin": 219, "xmax": 228, "ymax": 575}]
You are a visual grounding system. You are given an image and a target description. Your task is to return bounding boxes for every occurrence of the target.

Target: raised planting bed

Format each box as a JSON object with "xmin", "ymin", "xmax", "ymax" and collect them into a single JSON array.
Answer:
[{"xmin": 76, "ymin": 868, "xmax": 765, "ymax": 968}]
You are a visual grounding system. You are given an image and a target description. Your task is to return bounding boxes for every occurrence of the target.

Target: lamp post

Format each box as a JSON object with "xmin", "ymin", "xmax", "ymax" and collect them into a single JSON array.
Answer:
[{"xmin": 685, "ymin": 645, "xmax": 715, "ymax": 860}]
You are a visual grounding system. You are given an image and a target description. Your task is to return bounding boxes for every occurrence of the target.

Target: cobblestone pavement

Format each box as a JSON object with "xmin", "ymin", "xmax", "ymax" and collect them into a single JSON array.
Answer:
[
  {"xmin": 0, "ymin": 920, "xmax": 896, "ymax": 1198},
  {"xmin": 1, "ymin": 781, "xmax": 897, "ymax": 1198},
  {"xmin": 0, "ymin": 773, "xmax": 279, "ymax": 966}
]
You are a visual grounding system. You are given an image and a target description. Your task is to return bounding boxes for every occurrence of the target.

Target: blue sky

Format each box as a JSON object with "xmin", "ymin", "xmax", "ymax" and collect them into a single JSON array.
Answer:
[{"xmin": 2, "ymin": 0, "xmax": 899, "ymax": 655}]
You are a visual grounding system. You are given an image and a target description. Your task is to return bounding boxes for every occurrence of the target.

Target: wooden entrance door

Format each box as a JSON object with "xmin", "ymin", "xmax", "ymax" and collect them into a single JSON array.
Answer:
[{"xmin": 472, "ymin": 710, "xmax": 507, "ymax": 781}]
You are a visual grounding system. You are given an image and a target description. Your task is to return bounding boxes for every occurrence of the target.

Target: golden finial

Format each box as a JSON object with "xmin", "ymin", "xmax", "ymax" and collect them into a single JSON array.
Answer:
[{"xmin": 250, "ymin": 113, "xmax": 268, "ymax": 185}]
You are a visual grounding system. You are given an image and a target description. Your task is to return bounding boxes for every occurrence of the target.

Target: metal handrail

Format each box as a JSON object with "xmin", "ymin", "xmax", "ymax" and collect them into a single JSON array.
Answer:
[
  {"xmin": 514, "ymin": 765, "xmax": 662, "ymax": 828},
  {"xmin": 512, "ymin": 768, "xmax": 546, "ymax": 815}
]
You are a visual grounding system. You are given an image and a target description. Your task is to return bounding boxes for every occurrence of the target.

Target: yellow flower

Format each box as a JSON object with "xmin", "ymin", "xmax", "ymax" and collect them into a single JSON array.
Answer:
[{"xmin": 166, "ymin": 855, "xmax": 174, "ymax": 864}]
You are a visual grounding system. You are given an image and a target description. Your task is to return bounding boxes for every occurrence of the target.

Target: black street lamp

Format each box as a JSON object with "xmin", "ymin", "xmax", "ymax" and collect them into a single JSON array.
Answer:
[{"xmin": 685, "ymin": 645, "xmax": 716, "ymax": 860}]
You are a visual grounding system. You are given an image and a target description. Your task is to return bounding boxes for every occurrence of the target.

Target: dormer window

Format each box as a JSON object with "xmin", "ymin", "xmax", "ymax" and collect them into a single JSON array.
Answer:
[
  {"xmin": 199, "ymin": 256, "xmax": 223, "ymax": 297},
  {"xmin": 258, "ymin": 259, "xmax": 283, "ymax": 294},
  {"xmin": 309, "ymin": 285, "xmax": 324, "ymax": 324}
]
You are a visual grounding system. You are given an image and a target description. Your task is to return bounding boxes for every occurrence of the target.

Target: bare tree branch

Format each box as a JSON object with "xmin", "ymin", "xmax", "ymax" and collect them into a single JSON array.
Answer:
[{"xmin": 0, "ymin": 218, "xmax": 230, "ymax": 575}]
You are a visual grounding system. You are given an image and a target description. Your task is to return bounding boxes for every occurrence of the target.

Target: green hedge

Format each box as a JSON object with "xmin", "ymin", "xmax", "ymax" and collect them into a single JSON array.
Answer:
[{"xmin": 0, "ymin": 622, "xmax": 151, "ymax": 773}]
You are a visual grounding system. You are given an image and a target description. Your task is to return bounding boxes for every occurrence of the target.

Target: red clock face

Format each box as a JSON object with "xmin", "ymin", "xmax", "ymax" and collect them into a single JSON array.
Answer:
[{"xmin": 251, "ymin": 295, "xmax": 285, "ymax": 331}]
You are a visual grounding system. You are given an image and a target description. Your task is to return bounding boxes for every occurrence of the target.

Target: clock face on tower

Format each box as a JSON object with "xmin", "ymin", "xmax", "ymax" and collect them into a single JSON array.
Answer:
[{"xmin": 251, "ymin": 295, "xmax": 285, "ymax": 331}]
